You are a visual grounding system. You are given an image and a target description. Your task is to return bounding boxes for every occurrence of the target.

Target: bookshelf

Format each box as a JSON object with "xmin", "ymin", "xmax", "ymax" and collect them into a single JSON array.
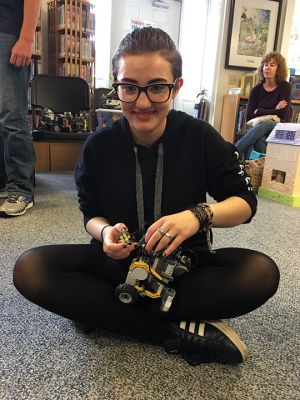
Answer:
[
  {"xmin": 28, "ymin": 13, "xmax": 43, "ymax": 131},
  {"xmin": 48, "ymin": 0, "xmax": 95, "ymax": 88},
  {"xmin": 220, "ymin": 94, "xmax": 300, "ymax": 144},
  {"xmin": 31, "ymin": 13, "xmax": 42, "ymax": 78}
]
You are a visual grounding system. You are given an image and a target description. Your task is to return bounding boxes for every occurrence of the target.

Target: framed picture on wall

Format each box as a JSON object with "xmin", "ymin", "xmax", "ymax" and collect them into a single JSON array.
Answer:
[
  {"xmin": 289, "ymin": 75, "xmax": 300, "ymax": 100},
  {"xmin": 225, "ymin": 0, "xmax": 282, "ymax": 70}
]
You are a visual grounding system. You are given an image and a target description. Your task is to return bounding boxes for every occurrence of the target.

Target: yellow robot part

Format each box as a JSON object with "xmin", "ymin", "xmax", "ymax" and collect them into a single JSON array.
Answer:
[{"xmin": 130, "ymin": 260, "xmax": 164, "ymax": 299}]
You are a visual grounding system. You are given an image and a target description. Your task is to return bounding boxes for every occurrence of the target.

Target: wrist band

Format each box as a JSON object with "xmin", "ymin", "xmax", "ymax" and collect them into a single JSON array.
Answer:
[
  {"xmin": 100, "ymin": 224, "xmax": 110, "ymax": 242},
  {"xmin": 189, "ymin": 203, "xmax": 214, "ymax": 231},
  {"xmin": 189, "ymin": 203, "xmax": 215, "ymax": 253}
]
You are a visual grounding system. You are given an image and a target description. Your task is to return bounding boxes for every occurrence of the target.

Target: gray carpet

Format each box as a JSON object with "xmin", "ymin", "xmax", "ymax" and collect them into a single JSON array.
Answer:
[{"xmin": 0, "ymin": 172, "xmax": 299, "ymax": 400}]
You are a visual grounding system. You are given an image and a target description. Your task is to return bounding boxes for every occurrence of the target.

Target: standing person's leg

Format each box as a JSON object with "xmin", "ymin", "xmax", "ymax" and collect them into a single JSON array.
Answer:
[
  {"xmin": 0, "ymin": 32, "xmax": 35, "ymax": 216},
  {"xmin": 0, "ymin": 124, "xmax": 8, "ymax": 196},
  {"xmin": 235, "ymin": 120, "xmax": 277, "ymax": 157}
]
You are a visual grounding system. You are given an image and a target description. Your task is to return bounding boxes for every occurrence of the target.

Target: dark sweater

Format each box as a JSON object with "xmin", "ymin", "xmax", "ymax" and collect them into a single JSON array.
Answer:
[
  {"xmin": 246, "ymin": 81, "xmax": 291, "ymax": 122},
  {"xmin": 75, "ymin": 110, "xmax": 257, "ymax": 249},
  {"xmin": 0, "ymin": 0, "xmax": 24, "ymax": 35}
]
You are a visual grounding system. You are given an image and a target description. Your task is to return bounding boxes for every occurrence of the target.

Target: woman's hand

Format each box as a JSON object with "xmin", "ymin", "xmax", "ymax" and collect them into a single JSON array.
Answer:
[
  {"xmin": 102, "ymin": 223, "xmax": 136, "ymax": 260},
  {"xmin": 275, "ymin": 100, "xmax": 287, "ymax": 109},
  {"xmin": 144, "ymin": 210, "xmax": 199, "ymax": 257}
]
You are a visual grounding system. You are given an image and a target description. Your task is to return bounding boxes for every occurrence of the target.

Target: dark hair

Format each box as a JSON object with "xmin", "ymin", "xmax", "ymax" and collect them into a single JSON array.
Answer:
[
  {"xmin": 257, "ymin": 51, "xmax": 288, "ymax": 83},
  {"xmin": 112, "ymin": 27, "xmax": 182, "ymax": 81}
]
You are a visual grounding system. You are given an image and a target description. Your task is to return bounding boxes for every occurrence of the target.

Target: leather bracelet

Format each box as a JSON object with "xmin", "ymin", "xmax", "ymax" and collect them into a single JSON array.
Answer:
[
  {"xmin": 189, "ymin": 203, "xmax": 215, "ymax": 253},
  {"xmin": 189, "ymin": 203, "xmax": 214, "ymax": 232},
  {"xmin": 100, "ymin": 224, "xmax": 110, "ymax": 242}
]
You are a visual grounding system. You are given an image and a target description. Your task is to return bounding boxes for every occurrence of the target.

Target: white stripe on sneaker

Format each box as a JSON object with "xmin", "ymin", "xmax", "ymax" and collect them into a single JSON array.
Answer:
[
  {"xmin": 198, "ymin": 322, "xmax": 205, "ymax": 337},
  {"xmin": 180, "ymin": 321, "xmax": 186, "ymax": 330},
  {"xmin": 189, "ymin": 321, "xmax": 196, "ymax": 334}
]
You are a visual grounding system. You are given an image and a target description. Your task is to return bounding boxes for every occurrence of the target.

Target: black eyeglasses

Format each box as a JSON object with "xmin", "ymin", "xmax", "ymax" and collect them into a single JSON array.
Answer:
[{"xmin": 112, "ymin": 80, "xmax": 177, "ymax": 103}]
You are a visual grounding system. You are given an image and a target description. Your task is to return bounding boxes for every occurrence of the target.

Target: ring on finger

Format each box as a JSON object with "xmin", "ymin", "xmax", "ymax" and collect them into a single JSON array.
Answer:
[
  {"xmin": 165, "ymin": 232, "xmax": 175, "ymax": 241},
  {"xmin": 157, "ymin": 227, "xmax": 166, "ymax": 236}
]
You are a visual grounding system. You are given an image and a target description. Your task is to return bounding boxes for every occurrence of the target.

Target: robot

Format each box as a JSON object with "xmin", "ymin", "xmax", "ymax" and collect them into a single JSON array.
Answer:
[{"xmin": 115, "ymin": 229, "xmax": 192, "ymax": 312}]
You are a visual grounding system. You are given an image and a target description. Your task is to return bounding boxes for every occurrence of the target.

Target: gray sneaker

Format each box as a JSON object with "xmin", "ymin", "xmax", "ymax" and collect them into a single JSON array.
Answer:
[
  {"xmin": 0, "ymin": 193, "xmax": 34, "ymax": 216},
  {"xmin": 0, "ymin": 187, "xmax": 8, "ymax": 199}
]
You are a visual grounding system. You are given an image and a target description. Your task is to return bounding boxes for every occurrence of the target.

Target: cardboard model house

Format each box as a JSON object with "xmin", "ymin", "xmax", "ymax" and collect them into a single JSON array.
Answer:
[{"xmin": 259, "ymin": 123, "xmax": 300, "ymax": 207}]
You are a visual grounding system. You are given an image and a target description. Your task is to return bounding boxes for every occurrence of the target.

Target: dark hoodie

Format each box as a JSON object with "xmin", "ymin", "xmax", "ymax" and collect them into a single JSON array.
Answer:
[{"xmin": 75, "ymin": 110, "xmax": 257, "ymax": 249}]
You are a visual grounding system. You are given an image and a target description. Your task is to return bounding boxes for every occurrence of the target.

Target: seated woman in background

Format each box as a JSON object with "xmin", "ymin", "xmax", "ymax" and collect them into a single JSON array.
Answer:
[{"xmin": 235, "ymin": 52, "xmax": 291, "ymax": 159}]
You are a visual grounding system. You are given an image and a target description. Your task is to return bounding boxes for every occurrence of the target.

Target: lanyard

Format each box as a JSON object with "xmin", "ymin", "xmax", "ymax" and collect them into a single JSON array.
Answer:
[{"xmin": 134, "ymin": 142, "xmax": 164, "ymax": 236}]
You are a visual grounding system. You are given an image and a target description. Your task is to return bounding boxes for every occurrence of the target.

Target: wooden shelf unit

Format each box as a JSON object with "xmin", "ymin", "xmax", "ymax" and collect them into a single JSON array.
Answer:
[
  {"xmin": 48, "ymin": 0, "xmax": 95, "ymax": 88},
  {"xmin": 28, "ymin": 13, "xmax": 43, "ymax": 131},
  {"xmin": 30, "ymin": 12, "xmax": 43, "ymax": 78},
  {"xmin": 220, "ymin": 94, "xmax": 300, "ymax": 144}
]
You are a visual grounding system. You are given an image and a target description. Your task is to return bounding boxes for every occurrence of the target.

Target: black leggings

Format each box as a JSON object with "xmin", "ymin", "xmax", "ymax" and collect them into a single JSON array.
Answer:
[{"xmin": 13, "ymin": 244, "xmax": 280, "ymax": 344}]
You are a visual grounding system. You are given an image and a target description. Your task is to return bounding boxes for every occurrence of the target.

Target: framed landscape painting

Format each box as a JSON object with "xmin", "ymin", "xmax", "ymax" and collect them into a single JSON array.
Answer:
[
  {"xmin": 289, "ymin": 75, "xmax": 300, "ymax": 100},
  {"xmin": 225, "ymin": 0, "xmax": 281, "ymax": 70}
]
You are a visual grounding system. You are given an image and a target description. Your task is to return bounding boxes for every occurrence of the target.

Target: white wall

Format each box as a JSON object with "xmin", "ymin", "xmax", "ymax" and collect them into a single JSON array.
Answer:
[
  {"xmin": 176, "ymin": 0, "xmax": 224, "ymax": 117},
  {"xmin": 109, "ymin": 0, "xmax": 181, "ymax": 82},
  {"xmin": 110, "ymin": 0, "xmax": 181, "ymax": 49},
  {"xmin": 94, "ymin": 0, "xmax": 112, "ymax": 88},
  {"xmin": 175, "ymin": 0, "xmax": 209, "ymax": 115}
]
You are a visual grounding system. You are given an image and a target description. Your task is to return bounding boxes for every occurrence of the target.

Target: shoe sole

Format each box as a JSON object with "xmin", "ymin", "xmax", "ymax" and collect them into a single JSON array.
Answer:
[
  {"xmin": 0, "ymin": 201, "xmax": 34, "ymax": 216},
  {"xmin": 204, "ymin": 320, "xmax": 249, "ymax": 362}
]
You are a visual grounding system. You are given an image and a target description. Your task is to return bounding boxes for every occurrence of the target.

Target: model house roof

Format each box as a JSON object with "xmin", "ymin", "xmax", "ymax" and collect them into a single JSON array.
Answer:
[{"xmin": 267, "ymin": 123, "xmax": 300, "ymax": 146}]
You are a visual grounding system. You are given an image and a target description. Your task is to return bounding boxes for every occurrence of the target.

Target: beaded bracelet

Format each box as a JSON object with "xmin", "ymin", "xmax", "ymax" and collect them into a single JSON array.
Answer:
[
  {"xmin": 100, "ymin": 224, "xmax": 110, "ymax": 242},
  {"xmin": 189, "ymin": 203, "xmax": 215, "ymax": 253}
]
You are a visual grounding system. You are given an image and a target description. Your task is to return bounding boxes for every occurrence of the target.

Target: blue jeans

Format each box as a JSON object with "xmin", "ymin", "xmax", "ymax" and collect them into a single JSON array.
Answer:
[
  {"xmin": 235, "ymin": 120, "xmax": 277, "ymax": 158},
  {"xmin": 0, "ymin": 125, "xmax": 7, "ymax": 188},
  {"xmin": 0, "ymin": 32, "xmax": 35, "ymax": 195}
]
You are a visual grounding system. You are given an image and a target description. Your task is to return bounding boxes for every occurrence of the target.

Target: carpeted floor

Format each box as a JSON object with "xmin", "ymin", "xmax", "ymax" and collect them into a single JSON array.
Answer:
[{"xmin": 0, "ymin": 172, "xmax": 299, "ymax": 400}]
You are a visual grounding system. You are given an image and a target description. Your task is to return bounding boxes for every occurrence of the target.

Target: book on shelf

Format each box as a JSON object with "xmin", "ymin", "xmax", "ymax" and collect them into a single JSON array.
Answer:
[
  {"xmin": 28, "ymin": 112, "xmax": 41, "ymax": 132},
  {"xmin": 58, "ymin": 4, "xmax": 79, "ymax": 30},
  {"xmin": 290, "ymin": 108, "xmax": 300, "ymax": 123},
  {"xmin": 58, "ymin": 62, "xmax": 94, "ymax": 84},
  {"xmin": 58, "ymin": 3, "xmax": 95, "ymax": 32},
  {"xmin": 82, "ymin": 8, "xmax": 95, "ymax": 32},
  {"xmin": 59, "ymin": 35, "xmax": 94, "ymax": 59},
  {"xmin": 32, "ymin": 30, "xmax": 41, "ymax": 55},
  {"xmin": 240, "ymin": 73, "xmax": 257, "ymax": 96},
  {"xmin": 30, "ymin": 59, "xmax": 42, "ymax": 80},
  {"xmin": 236, "ymin": 104, "xmax": 247, "ymax": 133}
]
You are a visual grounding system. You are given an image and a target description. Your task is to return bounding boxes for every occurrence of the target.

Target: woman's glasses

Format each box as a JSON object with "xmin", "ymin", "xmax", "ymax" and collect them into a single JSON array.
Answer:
[{"xmin": 112, "ymin": 80, "xmax": 177, "ymax": 103}]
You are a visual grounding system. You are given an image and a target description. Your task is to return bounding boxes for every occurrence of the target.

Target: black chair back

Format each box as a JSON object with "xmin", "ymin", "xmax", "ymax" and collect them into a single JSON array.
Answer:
[{"xmin": 31, "ymin": 74, "xmax": 90, "ymax": 116}]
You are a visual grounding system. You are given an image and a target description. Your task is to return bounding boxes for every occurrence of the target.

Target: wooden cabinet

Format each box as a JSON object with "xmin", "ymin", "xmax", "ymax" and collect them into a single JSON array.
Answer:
[
  {"xmin": 220, "ymin": 94, "xmax": 245, "ymax": 143},
  {"xmin": 48, "ymin": 0, "xmax": 95, "ymax": 88},
  {"xmin": 220, "ymin": 94, "xmax": 300, "ymax": 144},
  {"xmin": 34, "ymin": 139, "xmax": 88, "ymax": 172}
]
